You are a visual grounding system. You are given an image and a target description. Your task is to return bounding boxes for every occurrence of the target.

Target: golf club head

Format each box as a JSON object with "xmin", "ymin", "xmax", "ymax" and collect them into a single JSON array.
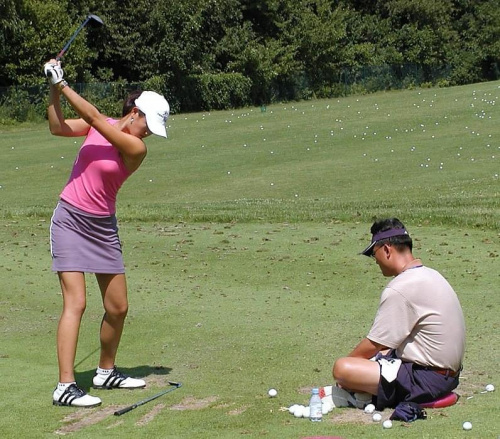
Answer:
[
  {"xmin": 88, "ymin": 14, "xmax": 104, "ymax": 26},
  {"xmin": 55, "ymin": 13, "xmax": 104, "ymax": 60}
]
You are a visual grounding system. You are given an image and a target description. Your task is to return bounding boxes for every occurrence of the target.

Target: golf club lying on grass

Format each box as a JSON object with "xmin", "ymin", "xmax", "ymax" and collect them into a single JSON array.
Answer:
[
  {"xmin": 114, "ymin": 381, "xmax": 183, "ymax": 416},
  {"xmin": 56, "ymin": 14, "xmax": 104, "ymax": 61}
]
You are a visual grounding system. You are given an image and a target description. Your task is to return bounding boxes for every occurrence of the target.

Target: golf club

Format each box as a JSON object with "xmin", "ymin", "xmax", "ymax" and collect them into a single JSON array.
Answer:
[
  {"xmin": 56, "ymin": 14, "xmax": 104, "ymax": 61},
  {"xmin": 114, "ymin": 381, "xmax": 183, "ymax": 416}
]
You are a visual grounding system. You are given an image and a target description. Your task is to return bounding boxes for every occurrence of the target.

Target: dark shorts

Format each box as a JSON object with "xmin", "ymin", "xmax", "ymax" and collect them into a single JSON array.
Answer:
[
  {"xmin": 375, "ymin": 352, "xmax": 460, "ymax": 410},
  {"xmin": 50, "ymin": 200, "xmax": 125, "ymax": 274}
]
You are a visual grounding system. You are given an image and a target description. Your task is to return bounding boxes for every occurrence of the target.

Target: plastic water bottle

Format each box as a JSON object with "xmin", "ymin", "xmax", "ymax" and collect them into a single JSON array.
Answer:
[{"xmin": 309, "ymin": 388, "xmax": 322, "ymax": 422}]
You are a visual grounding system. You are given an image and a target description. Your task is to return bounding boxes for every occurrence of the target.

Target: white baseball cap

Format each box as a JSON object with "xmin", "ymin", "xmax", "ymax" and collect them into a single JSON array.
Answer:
[{"xmin": 135, "ymin": 91, "xmax": 170, "ymax": 138}]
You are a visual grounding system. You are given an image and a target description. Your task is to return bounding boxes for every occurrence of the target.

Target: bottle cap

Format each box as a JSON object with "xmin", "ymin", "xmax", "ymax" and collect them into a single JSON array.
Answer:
[{"xmin": 312, "ymin": 388, "xmax": 319, "ymax": 394}]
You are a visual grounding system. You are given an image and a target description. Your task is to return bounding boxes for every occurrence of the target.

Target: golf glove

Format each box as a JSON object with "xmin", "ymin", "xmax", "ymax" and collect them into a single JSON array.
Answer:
[{"xmin": 44, "ymin": 62, "xmax": 64, "ymax": 85}]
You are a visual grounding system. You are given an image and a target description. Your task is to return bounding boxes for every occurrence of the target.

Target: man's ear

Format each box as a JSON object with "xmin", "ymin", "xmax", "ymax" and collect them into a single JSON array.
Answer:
[{"xmin": 382, "ymin": 244, "xmax": 391, "ymax": 258}]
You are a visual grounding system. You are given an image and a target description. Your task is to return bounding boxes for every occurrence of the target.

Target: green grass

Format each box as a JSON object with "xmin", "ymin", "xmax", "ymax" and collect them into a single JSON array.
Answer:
[
  {"xmin": 0, "ymin": 82, "xmax": 499, "ymax": 438},
  {"xmin": 2, "ymin": 82, "xmax": 500, "ymax": 226}
]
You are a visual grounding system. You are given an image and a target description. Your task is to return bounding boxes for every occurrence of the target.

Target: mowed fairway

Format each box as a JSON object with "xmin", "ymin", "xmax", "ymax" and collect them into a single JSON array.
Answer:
[{"xmin": 0, "ymin": 82, "xmax": 499, "ymax": 438}]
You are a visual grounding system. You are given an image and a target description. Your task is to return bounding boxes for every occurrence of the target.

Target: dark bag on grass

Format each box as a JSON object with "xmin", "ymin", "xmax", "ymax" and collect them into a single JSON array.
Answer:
[{"xmin": 390, "ymin": 402, "xmax": 427, "ymax": 422}]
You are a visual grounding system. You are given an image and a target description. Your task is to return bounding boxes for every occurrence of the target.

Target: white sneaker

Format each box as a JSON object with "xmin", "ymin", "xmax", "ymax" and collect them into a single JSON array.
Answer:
[
  {"xmin": 53, "ymin": 383, "xmax": 102, "ymax": 407},
  {"xmin": 320, "ymin": 385, "xmax": 372, "ymax": 409},
  {"xmin": 93, "ymin": 367, "xmax": 146, "ymax": 389}
]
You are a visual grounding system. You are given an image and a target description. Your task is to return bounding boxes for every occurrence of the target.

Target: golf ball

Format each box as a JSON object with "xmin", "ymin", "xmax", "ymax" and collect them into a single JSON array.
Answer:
[
  {"xmin": 268, "ymin": 388, "xmax": 277, "ymax": 397},
  {"xmin": 288, "ymin": 404, "xmax": 299, "ymax": 414},
  {"xmin": 463, "ymin": 421, "xmax": 472, "ymax": 431},
  {"xmin": 382, "ymin": 420, "xmax": 393, "ymax": 429},
  {"xmin": 303, "ymin": 406, "xmax": 311, "ymax": 418},
  {"xmin": 485, "ymin": 384, "xmax": 495, "ymax": 392},
  {"xmin": 372, "ymin": 413, "xmax": 382, "ymax": 422},
  {"xmin": 294, "ymin": 405, "xmax": 304, "ymax": 418},
  {"xmin": 364, "ymin": 403, "xmax": 375, "ymax": 414}
]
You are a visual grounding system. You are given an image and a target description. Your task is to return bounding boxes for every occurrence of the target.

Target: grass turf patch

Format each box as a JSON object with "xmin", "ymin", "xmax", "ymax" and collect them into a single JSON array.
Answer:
[
  {"xmin": 0, "ymin": 218, "xmax": 498, "ymax": 438},
  {"xmin": 0, "ymin": 81, "xmax": 499, "ymax": 227}
]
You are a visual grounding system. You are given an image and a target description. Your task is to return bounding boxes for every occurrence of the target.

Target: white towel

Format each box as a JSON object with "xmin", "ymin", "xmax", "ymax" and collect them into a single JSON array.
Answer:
[{"xmin": 378, "ymin": 358, "xmax": 402, "ymax": 383}]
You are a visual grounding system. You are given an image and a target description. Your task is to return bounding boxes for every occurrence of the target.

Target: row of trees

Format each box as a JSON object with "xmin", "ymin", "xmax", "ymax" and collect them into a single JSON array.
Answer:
[{"xmin": 1, "ymin": 0, "xmax": 499, "ymax": 113}]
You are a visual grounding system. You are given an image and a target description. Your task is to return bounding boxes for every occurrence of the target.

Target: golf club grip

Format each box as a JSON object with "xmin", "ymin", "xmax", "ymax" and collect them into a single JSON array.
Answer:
[{"xmin": 114, "ymin": 404, "xmax": 137, "ymax": 416}]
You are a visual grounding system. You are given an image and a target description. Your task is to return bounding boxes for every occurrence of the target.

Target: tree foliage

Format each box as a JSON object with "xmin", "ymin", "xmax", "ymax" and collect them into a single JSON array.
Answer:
[{"xmin": 0, "ymin": 0, "xmax": 499, "ymax": 111}]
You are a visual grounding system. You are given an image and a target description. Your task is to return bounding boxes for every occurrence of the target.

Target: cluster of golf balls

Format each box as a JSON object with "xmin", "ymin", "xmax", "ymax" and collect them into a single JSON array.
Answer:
[
  {"xmin": 268, "ymin": 387, "xmax": 335, "ymax": 418},
  {"xmin": 364, "ymin": 404, "xmax": 388, "ymax": 426},
  {"xmin": 287, "ymin": 401, "xmax": 334, "ymax": 418},
  {"xmin": 273, "ymin": 383, "xmax": 495, "ymax": 430},
  {"xmin": 288, "ymin": 404, "xmax": 311, "ymax": 418}
]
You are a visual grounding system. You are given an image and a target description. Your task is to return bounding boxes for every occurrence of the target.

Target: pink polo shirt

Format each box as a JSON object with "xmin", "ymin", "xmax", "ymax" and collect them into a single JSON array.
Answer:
[{"xmin": 60, "ymin": 119, "xmax": 132, "ymax": 215}]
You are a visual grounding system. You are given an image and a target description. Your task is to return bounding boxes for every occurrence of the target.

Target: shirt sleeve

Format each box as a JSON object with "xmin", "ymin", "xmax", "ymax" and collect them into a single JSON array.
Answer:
[{"xmin": 367, "ymin": 287, "xmax": 418, "ymax": 349}]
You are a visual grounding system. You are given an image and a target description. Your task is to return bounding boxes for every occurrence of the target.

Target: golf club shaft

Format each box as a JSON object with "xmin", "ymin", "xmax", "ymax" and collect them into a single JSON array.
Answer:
[
  {"xmin": 114, "ymin": 381, "xmax": 182, "ymax": 416},
  {"xmin": 56, "ymin": 16, "xmax": 92, "ymax": 61}
]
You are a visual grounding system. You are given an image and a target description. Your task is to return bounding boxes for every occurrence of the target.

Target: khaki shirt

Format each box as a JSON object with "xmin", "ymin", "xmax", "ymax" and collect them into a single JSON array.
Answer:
[{"xmin": 367, "ymin": 266, "xmax": 465, "ymax": 371}]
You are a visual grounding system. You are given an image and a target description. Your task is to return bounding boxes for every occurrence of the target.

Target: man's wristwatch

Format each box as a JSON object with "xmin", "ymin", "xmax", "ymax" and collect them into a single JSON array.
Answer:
[{"xmin": 57, "ymin": 80, "xmax": 68, "ymax": 91}]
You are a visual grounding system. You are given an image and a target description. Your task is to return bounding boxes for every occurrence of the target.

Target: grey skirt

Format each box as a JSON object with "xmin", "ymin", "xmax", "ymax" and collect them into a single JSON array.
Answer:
[{"xmin": 50, "ymin": 199, "xmax": 125, "ymax": 274}]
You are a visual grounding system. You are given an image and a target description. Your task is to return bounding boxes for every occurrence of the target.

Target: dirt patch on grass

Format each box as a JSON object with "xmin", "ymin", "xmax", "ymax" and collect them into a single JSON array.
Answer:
[
  {"xmin": 298, "ymin": 386, "xmax": 314, "ymax": 395},
  {"xmin": 281, "ymin": 407, "xmax": 386, "ymax": 425},
  {"xmin": 54, "ymin": 405, "xmax": 119, "ymax": 435},
  {"xmin": 145, "ymin": 374, "xmax": 169, "ymax": 388},
  {"xmin": 453, "ymin": 371, "xmax": 486, "ymax": 400},
  {"xmin": 54, "ymin": 391, "xmax": 218, "ymax": 434},
  {"xmin": 169, "ymin": 395, "xmax": 218, "ymax": 411},
  {"xmin": 144, "ymin": 371, "xmax": 177, "ymax": 388},
  {"xmin": 227, "ymin": 405, "xmax": 249, "ymax": 415},
  {"xmin": 326, "ymin": 408, "xmax": 387, "ymax": 425},
  {"xmin": 135, "ymin": 403, "xmax": 166, "ymax": 426}
]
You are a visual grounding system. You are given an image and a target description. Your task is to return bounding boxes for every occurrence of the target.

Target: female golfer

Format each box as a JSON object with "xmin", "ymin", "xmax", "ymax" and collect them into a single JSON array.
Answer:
[{"xmin": 44, "ymin": 60, "xmax": 170, "ymax": 407}]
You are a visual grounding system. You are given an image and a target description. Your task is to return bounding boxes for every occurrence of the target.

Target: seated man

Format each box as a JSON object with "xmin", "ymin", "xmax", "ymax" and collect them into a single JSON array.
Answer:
[{"xmin": 324, "ymin": 218, "xmax": 465, "ymax": 411}]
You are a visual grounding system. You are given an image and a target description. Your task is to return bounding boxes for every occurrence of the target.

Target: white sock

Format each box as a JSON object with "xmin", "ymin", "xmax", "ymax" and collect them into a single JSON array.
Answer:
[
  {"xmin": 57, "ymin": 382, "xmax": 76, "ymax": 392},
  {"xmin": 320, "ymin": 385, "xmax": 334, "ymax": 405},
  {"xmin": 320, "ymin": 385, "xmax": 333, "ymax": 397},
  {"xmin": 96, "ymin": 367, "xmax": 113, "ymax": 376}
]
